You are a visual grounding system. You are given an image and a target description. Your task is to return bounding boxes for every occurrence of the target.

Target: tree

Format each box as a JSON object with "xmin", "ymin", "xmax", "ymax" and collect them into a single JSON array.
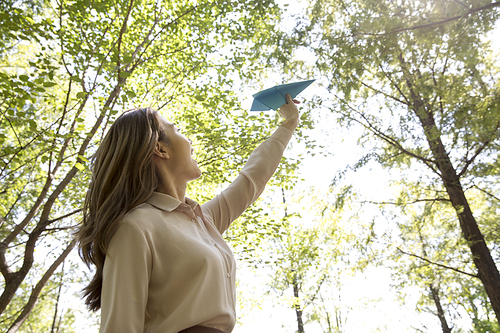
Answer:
[
  {"xmin": 271, "ymin": 0, "xmax": 500, "ymax": 325},
  {"xmin": 270, "ymin": 225, "xmax": 325, "ymax": 333},
  {"xmin": 261, "ymin": 186, "xmax": 365, "ymax": 333},
  {"xmin": 0, "ymin": 259, "xmax": 78, "ymax": 333},
  {"xmin": 388, "ymin": 187, "xmax": 500, "ymax": 332},
  {"xmin": 0, "ymin": 0, "xmax": 303, "ymax": 330}
]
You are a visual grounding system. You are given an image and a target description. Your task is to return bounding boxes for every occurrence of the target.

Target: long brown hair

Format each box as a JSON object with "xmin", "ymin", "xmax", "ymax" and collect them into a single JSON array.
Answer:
[{"xmin": 76, "ymin": 107, "xmax": 168, "ymax": 311}]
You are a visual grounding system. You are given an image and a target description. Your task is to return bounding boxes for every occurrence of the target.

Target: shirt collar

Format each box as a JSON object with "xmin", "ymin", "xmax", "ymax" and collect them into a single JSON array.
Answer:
[
  {"xmin": 146, "ymin": 191, "xmax": 201, "ymax": 213},
  {"xmin": 146, "ymin": 191, "xmax": 182, "ymax": 212}
]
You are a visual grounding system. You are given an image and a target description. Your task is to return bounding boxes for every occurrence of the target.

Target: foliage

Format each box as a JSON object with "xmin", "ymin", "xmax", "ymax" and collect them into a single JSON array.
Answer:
[
  {"xmin": 0, "ymin": 262, "xmax": 77, "ymax": 333},
  {"xmin": 268, "ymin": 0, "xmax": 500, "ymax": 330},
  {"xmin": 259, "ymin": 187, "xmax": 367, "ymax": 333},
  {"xmin": 386, "ymin": 190, "xmax": 497, "ymax": 331},
  {"xmin": 6, "ymin": 0, "xmax": 500, "ymax": 330},
  {"xmin": 0, "ymin": 0, "xmax": 314, "ymax": 330}
]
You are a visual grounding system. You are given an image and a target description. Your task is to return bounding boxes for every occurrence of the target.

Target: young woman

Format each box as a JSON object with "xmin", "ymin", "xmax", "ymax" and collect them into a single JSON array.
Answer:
[{"xmin": 77, "ymin": 94, "xmax": 300, "ymax": 333}]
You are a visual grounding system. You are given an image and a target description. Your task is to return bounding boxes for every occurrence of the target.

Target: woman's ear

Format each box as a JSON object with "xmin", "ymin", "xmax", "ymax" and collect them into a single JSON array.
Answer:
[{"xmin": 154, "ymin": 142, "xmax": 169, "ymax": 159}]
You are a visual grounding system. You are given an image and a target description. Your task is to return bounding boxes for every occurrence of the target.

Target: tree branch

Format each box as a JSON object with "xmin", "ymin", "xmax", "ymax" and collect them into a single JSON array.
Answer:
[
  {"xmin": 397, "ymin": 247, "xmax": 478, "ymax": 279},
  {"xmin": 362, "ymin": 197, "xmax": 451, "ymax": 206},
  {"xmin": 133, "ymin": 4, "xmax": 202, "ymax": 68},
  {"xmin": 6, "ymin": 240, "xmax": 76, "ymax": 333},
  {"xmin": 48, "ymin": 78, "xmax": 72, "ymax": 175},
  {"xmin": 1, "ymin": 89, "xmax": 87, "ymax": 248},
  {"xmin": 116, "ymin": 0, "xmax": 135, "ymax": 78},
  {"xmin": 331, "ymin": 94, "xmax": 439, "ymax": 173},
  {"xmin": 43, "ymin": 225, "xmax": 79, "ymax": 233},
  {"xmin": 452, "ymin": 0, "xmax": 468, "ymax": 10},
  {"xmin": 0, "ymin": 79, "xmax": 123, "ymax": 315},
  {"xmin": 46, "ymin": 209, "xmax": 83, "ymax": 225},
  {"xmin": 471, "ymin": 184, "xmax": 500, "ymax": 202},
  {"xmin": 359, "ymin": 79, "xmax": 409, "ymax": 106},
  {"xmin": 457, "ymin": 125, "xmax": 498, "ymax": 178},
  {"xmin": 303, "ymin": 274, "xmax": 327, "ymax": 309},
  {"xmin": 378, "ymin": 64, "xmax": 411, "ymax": 105},
  {"xmin": 198, "ymin": 137, "xmax": 265, "ymax": 168},
  {"xmin": 2, "ymin": 115, "xmax": 23, "ymax": 149},
  {"xmin": 358, "ymin": 110, "xmax": 441, "ymax": 175},
  {"xmin": 354, "ymin": 2, "xmax": 500, "ymax": 37},
  {"xmin": 0, "ymin": 115, "xmax": 59, "ymax": 178},
  {"xmin": 0, "ymin": 157, "xmax": 41, "ymax": 229}
]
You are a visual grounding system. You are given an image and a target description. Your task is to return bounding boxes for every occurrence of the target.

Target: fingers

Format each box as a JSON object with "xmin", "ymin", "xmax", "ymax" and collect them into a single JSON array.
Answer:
[{"xmin": 285, "ymin": 93, "xmax": 301, "ymax": 104}]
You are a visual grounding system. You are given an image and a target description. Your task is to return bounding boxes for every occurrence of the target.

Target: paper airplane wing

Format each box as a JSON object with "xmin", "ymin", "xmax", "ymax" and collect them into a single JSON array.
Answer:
[{"xmin": 250, "ymin": 79, "xmax": 315, "ymax": 111}]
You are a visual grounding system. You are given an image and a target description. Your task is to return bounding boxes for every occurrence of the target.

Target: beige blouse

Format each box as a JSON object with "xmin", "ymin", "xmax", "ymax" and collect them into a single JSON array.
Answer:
[{"xmin": 100, "ymin": 126, "xmax": 293, "ymax": 333}]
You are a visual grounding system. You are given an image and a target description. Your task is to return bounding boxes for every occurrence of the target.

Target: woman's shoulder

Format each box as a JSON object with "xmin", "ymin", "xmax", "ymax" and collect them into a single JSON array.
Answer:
[{"xmin": 120, "ymin": 202, "xmax": 164, "ymax": 230}]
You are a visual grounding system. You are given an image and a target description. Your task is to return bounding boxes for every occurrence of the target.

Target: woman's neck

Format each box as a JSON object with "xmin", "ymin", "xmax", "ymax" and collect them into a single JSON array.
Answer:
[{"xmin": 155, "ymin": 180, "xmax": 187, "ymax": 203}]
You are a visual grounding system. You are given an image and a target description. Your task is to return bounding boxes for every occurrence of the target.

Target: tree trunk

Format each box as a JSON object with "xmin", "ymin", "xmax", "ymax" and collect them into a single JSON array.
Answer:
[
  {"xmin": 0, "ymin": 81, "xmax": 122, "ymax": 319},
  {"xmin": 51, "ymin": 261, "xmax": 65, "ymax": 333},
  {"xmin": 7, "ymin": 240, "xmax": 76, "ymax": 333},
  {"xmin": 399, "ymin": 56, "xmax": 500, "ymax": 322},
  {"xmin": 429, "ymin": 284, "xmax": 452, "ymax": 333},
  {"xmin": 293, "ymin": 275, "xmax": 305, "ymax": 333},
  {"xmin": 325, "ymin": 310, "xmax": 332, "ymax": 333},
  {"xmin": 443, "ymin": 179, "xmax": 500, "ymax": 322}
]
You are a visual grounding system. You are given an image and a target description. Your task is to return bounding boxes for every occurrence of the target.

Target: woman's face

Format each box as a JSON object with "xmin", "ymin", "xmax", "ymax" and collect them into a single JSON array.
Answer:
[{"xmin": 159, "ymin": 116, "xmax": 202, "ymax": 182}]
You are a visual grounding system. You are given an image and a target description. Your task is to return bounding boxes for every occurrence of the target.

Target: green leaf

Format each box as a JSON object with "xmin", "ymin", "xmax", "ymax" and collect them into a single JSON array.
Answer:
[
  {"xmin": 28, "ymin": 119, "xmax": 37, "ymax": 130},
  {"xmin": 123, "ymin": 55, "xmax": 133, "ymax": 64},
  {"xmin": 78, "ymin": 155, "xmax": 89, "ymax": 162},
  {"xmin": 74, "ymin": 163, "xmax": 85, "ymax": 171},
  {"xmin": 119, "ymin": 71, "xmax": 131, "ymax": 78}
]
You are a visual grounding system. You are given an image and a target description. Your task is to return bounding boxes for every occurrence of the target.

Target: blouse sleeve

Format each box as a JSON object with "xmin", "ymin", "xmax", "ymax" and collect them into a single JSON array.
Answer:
[
  {"xmin": 100, "ymin": 219, "xmax": 152, "ymax": 333},
  {"xmin": 202, "ymin": 126, "xmax": 293, "ymax": 234}
]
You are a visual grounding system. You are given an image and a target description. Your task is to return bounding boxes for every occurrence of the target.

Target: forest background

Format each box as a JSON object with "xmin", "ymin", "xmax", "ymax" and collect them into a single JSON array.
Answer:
[{"xmin": 1, "ymin": 0, "xmax": 499, "ymax": 332}]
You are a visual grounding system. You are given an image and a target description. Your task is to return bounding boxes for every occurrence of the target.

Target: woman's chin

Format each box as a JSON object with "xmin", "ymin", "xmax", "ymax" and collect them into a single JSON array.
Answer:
[
  {"xmin": 192, "ymin": 161, "xmax": 202, "ymax": 179},
  {"xmin": 195, "ymin": 168, "xmax": 202, "ymax": 179}
]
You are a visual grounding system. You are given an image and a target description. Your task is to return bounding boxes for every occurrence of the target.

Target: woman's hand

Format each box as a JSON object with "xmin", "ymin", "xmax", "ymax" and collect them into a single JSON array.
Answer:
[{"xmin": 279, "ymin": 93, "xmax": 300, "ymax": 132}]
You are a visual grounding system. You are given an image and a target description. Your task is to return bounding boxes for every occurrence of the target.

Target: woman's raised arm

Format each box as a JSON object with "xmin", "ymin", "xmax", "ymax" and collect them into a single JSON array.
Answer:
[{"xmin": 202, "ymin": 94, "xmax": 300, "ymax": 234}]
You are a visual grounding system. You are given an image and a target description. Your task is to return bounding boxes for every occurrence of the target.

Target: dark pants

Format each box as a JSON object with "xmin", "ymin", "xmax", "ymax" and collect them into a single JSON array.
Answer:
[{"xmin": 179, "ymin": 326, "xmax": 225, "ymax": 333}]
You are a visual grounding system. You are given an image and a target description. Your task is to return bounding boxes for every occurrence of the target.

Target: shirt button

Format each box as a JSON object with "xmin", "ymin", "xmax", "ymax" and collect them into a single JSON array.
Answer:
[
  {"xmin": 212, "ymin": 242, "xmax": 217, "ymax": 246},
  {"xmin": 226, "ymin": 272, "xmax": 231, "ymax": 278},
  {"xmin": 191, "ymin": 219, "xmax": 196, "ymax": 223}
]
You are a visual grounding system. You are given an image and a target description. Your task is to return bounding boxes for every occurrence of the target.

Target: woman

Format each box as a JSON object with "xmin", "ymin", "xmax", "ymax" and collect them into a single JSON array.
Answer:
[{"xmin": 77, "ymin": 94, "xmax": 300, "ymax": 333}]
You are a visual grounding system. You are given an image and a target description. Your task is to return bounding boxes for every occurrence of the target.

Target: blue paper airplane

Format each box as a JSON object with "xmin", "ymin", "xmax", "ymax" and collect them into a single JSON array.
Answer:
[{"xmin": 250, "ymin": 79, "xmax": 315, "ymax": 111}]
